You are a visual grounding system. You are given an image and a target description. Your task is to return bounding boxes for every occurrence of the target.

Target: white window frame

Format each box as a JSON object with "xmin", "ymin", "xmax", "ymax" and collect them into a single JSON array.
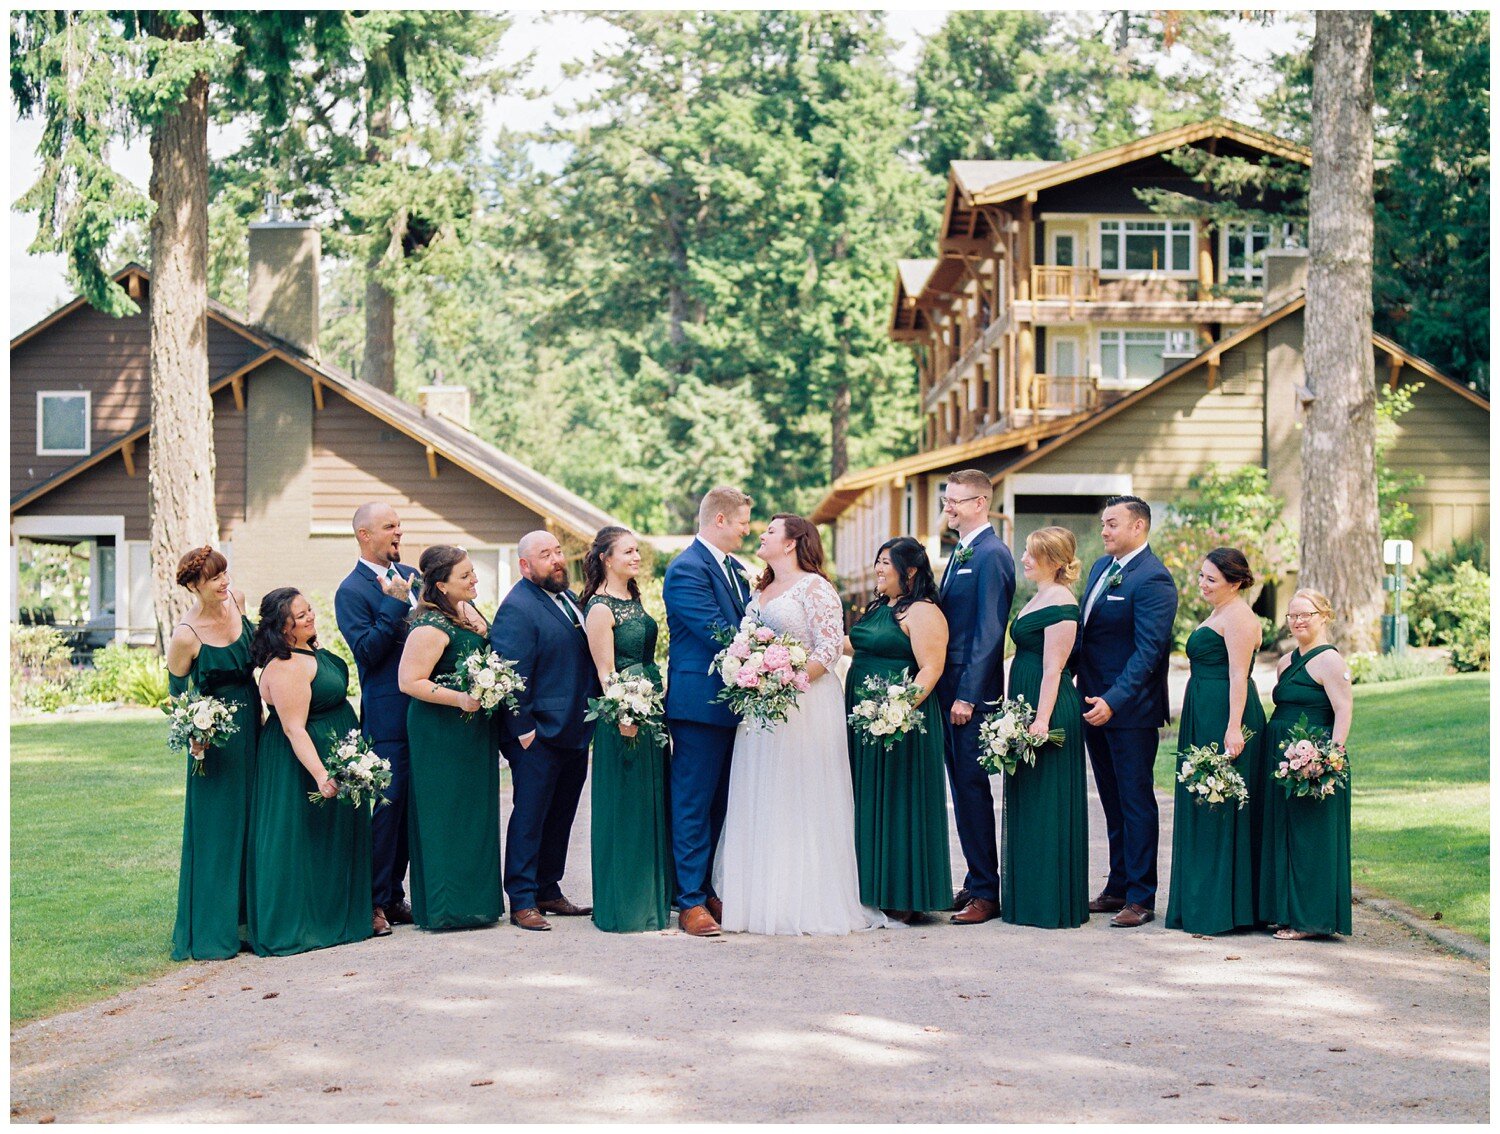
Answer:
[
  {"xmin": 1096, "ymin": 328, "xmax": 1198, "ymax": 386},
  {"xmin": 36, "ymin": 391, "xmax": 91, "ymax": 456},
  {"xmin": 12, "ymin": 514, "xmax": 129, "ymax": 644},
  {"xmin": 1221, "ymin": 220, "xmax": 1302, "ymax": 285},
  {"xmin": 1048, "ymin": 332, "xmax": 1085, "ymax": 378},
  {"xmin": 1096, "ymin": 218, "xmax": 1196, "ymax": 278}
]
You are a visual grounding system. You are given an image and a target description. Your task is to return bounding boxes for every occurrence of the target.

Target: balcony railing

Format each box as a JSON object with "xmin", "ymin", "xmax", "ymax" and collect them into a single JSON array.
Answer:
[
  {"xmin": 924, "ymin": 315, "xmax": 1008, "ymax": 411},
  {"xmin": 1030, "ymin": 266, "xmax": 1100, "ymax": 315},
  {"xmin": 1031, "ymin": 373, "xmax": 1099, "ymax": 416}
]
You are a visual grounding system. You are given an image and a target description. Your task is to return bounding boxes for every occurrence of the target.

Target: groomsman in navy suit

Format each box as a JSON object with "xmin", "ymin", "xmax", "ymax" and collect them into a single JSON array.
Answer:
[
  {"xmin": 1074, "ymin": 495, "xmax": 1177, "ymax": 928},
  {"xmin": 334, "ymin": 502, "xmax": 420, "ymax": 937},
  {"xmin": 491, "ymin": 530, "xmax": 600, "ymax": 931},
  {"xmin": 663, "ymin": 486, "xmax": 753, "ymax": 938},
  {"xmin": 935, "ymin": 469, "xmax": 1016, "ymax": 926}
]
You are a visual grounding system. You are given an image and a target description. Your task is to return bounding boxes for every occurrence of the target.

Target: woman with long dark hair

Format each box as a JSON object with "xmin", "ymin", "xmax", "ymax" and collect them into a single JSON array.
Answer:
[
  {"xmin": 247, "ymin": 588, "xmax": 372, "ymax": 955},
  {"xmin": 397, "ymin": 545, "xmax": 502, "ymax": 931},
  {"xmin": 581, "ymin": 526, "xmax": 673, "ymax": 932},
  {"xmin": 842, "ymin": 537, "xmax": 950, "ymax": 923}
]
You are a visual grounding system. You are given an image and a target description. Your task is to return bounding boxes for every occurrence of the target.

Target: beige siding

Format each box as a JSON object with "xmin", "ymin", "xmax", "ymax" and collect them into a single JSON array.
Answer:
[{"xmin": 1384, "ymin": 378, "xmax": 1490, "ymax": 554}]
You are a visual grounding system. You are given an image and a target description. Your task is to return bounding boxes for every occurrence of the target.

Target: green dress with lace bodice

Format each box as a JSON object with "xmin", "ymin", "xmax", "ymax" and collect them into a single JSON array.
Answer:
[
  {"xmin": 406, "ymin": 610, "xmax": 503, "ymax": 930},
  {"xmin": 1165, "ymin": 625, "xmax": 1267, "ymax": 935},
  {"xmin": 586, "ymin": 594, "xmax": 673, "ymax": 932},
  {"xmin": 170, "ymin": 614, "xmax": 260, "ymax": 960},
  {"xmin": 1258, "ymin": 645, "xmax": 1351, "ymax": 934},
  {"xmin": 1001, "ymin": 604, "xmax": 1089, "ymax": 928},
  {"xmin": 845, "ymin": 601, "xmax": 951, "ymax": 912}
]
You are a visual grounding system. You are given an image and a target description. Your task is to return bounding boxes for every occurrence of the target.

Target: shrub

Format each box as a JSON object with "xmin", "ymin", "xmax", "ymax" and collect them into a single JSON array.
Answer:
[
  {"xmin": 11, "ymin": 626, "xmax": 79, "ymax": 712},
  {"xmin": 82, "ymin": 642, "xmax": 171, "ymax": 708},
  {"xmin": 1407, "ymin": 537, "xmax": 1488, "ymax": 646},
  {"xmin": 1347, "ymin": 651, "xmax": 1449, "ymax": 685}
]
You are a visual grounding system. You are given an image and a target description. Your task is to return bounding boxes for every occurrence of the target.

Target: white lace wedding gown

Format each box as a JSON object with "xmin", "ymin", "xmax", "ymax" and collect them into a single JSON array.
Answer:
[{"xmin": 714, "ymin": 574, "xmax": 891, "ymax": 936}]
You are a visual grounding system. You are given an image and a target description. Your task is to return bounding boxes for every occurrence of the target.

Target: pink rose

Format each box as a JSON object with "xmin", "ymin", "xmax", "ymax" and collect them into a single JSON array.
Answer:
[
  {"xmin": 735, "ymin": 669, "xmax": 761, "ymax": 688},
  {"xmin": 792, "ymin": 672, "xmax": 811, "ymax": 692},
  {"xmin": 755, "ymin": 627, "xmax": 776, "ymax": 643},
  {"xmin": 762, "ymin": 644, "xmax": 791, "ymax": 669},
  {"xmin": 728, "ymin": 639, "xmax": 752, "ymax": 660}
]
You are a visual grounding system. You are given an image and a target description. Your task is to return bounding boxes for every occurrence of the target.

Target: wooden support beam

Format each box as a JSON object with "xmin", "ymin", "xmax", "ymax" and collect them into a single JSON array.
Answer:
[
  {"xmin": 312, "ymin": 377, "xmax": 325, "ymax": 411},
  {"xmin": 1388, "ymin": 355, "xmax": 1403, "ymax": 390},
  {"xmin": 127, "ymin": 272, "xmax": 142, "ymax": 299},
  {"xmin": 425, "ymin": 445, "xmax": 439, "ymax": 479},
  {"xmin": 230, "ymin": 374, "xmax": 245, "ymax": 412},
  {"xmin": 121, "ymin": 438, "xmax": 136, "ymax": 478},
  {"xmin": 1206, "ymin": 354, "xmax": 1221, "ymax": 390}
]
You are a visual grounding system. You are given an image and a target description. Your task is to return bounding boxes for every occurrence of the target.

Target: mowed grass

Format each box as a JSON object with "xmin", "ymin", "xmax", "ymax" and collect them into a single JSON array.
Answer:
[{"xmin": 1155, "ymin": 673, "xmax": 1490, "ymax": 941}]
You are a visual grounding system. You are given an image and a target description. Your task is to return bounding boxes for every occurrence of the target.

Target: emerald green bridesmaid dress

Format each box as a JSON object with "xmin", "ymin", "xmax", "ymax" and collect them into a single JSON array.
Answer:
[
  {"xmin": 1001, "ymin": 604, "xmax": 1089, "ymax": 929},
  {"xmin": 170, "ymin": 614, "xmax": 260, "ymax": 961},
  {"xmin": 246, "ymin": 648, "xmax": 372, "ymax": 956},
  {"xmin": 846, "ymin": 601, "xmax": 952, "ymax": 913},
  {"xmin": 587, "ymin": 594, "xmax": 673, "ymax": 933},
  {"xmin": 1258, "ymin": 645, "xmax": 1352, "ymax": 934},
  {"xmin": 1165, "ymin": 625, "xmax": 1267, "ymax": 934},
  {"xmin": 405, "ymin": 610, "xmax": 502, "ymax": 930}
]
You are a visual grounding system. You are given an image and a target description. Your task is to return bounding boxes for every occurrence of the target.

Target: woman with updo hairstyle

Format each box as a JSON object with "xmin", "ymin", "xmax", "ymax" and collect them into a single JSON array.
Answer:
[
  {"xmin": 1165, "ymin": 546, "xmax": 1268, "ymax": 936},
  {"xmin": 247, "ymin": 587, "xmax": 373, "ymax": 955},
  {"xmin": 1260, "ymin": 588, "xmax": 1353, "ymax": 940},
  {"xmin": 999, "ymin": 526, "xmax": 1089, "ymax": 928},
  {"xmin": 397, "ymin": 545, "xmax": 502, "ymax": 930},
  {"xmin": 163, "ymin": 546, "xmax": 258, "ymax": 961},
  {"xmin": 841, "ymin": 536, "xmax": 951, "ymax": 923},
  {"xmin": 581, "ymin": 526, "xmax": 673, "ymax": 932}
]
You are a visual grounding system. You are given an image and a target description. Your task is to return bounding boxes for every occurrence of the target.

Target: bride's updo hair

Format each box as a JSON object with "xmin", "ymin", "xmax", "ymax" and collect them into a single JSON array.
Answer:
[{"xmin": 754, "ymin": 513, "xmax": 829, "ymax": 591}]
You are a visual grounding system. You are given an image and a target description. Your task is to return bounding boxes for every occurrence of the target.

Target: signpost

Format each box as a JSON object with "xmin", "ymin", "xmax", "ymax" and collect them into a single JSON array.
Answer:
[{"xmin": 1381, "ymin": 539, "xmax": 1413, "ymax": 654}]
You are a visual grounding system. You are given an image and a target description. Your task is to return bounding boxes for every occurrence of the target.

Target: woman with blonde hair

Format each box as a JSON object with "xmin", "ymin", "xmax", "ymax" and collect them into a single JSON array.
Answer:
[{"xmin": 1000, "ymin": 526, "xmax": 1089, "ymax": 928}]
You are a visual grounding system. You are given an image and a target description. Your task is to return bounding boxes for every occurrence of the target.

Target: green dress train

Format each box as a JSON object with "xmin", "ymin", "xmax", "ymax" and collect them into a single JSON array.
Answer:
[
  {"xmin": 846, "ymin": 601, "xmax": 952, "ymax": 913},
  {"xmin": 405, "ymin": 610, "xmax": 503, "ymax": 930},
  {"xmin": 586, "ymin": 594, "xmax": 674, "ymax": 933},
  {"xmin": 1258, "ymin": 645, "xmax": 1352, "ymax": 935},
  {"xmin": 170, "ymin": 614, "xmax": 260, "ymax": 961},
  {"xmin": 1165, "ymin": 625, "xmax": 1268, "ymax": 935},
  {"xmin": 247, "ymin": 648, "xmax": 373, "ymax": 956},
  {"xmin": 1001, "ymin": 604, "xmax": 1089, "ymax": 929}
]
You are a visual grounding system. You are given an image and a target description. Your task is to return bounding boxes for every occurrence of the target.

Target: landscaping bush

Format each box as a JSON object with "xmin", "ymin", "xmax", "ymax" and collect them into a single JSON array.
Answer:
[
  {"xmin": 1407, "ymin": 538, "xmax": 1489, "ymax": 651},
  {"xmin": 11, "ymin": 626, "xmax": 79, "ymax": 712},
  {"xmin": 81, "ymin": 642, "xmax": 171, "ymax": 708},
  {"xmin": 1347, "ymin": 650, "xmax": 1450, "ymax": 685}
]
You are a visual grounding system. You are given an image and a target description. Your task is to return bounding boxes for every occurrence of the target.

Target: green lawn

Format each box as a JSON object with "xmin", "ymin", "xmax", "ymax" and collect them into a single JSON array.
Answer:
[{"xmin": 1155, "ymin": 674, "xmax": 1490, "ymax": 941}]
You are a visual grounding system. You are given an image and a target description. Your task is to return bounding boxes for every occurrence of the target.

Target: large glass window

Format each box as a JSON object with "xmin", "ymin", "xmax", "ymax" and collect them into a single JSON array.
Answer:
[
  {"xmin": 37, "ymin": 392, "xmax": 90, "ymax": 455},
  {"xmin": 1098, "ymin": 329, "xmax": 1197, "ymax": 383},
  {"xmin": 1224, "ymin": 221, "xmax": 1302, "ymax": 284},
  {"xmin": 1099, "ymin": 220, "xmax": 1194, "ymax": 274}
]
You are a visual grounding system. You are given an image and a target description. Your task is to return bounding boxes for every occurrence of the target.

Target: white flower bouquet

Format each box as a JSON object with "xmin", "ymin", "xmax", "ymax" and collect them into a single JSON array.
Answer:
[
  {"xmin": 1274, "ymin": 715, "xmax": 1349, "ymax": 801},
  {"xmin": 311, "ymin": 729, "xmax": 393, "ymax": 809},
  {"xmin": 435, "ymin": 645, "xmax": 525, "ymax": 718},
  {"xmin": 586, "ymin": 671, "xmax": 667, "ymax": 747},
  {"xmin": 1175, "ymin": 728, "xmax": 1254, "ymax": 809},
  {"xmin": 848, "ymin": 669, "xmax": 927, "ymax": 751},
  {"xmin": 711, "ymin": 615, "xmax": 812, "ymax": 729},
  {"xmin": 163, "ymin": 689, "xmax": 240, "ymax": 776},
  {"xmin": 976, "ymin": 695, "xmax": 1065, "ymax": 776}
]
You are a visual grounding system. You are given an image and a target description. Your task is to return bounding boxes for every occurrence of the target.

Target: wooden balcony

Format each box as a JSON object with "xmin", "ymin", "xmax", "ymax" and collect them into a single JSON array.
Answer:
[
  {"xmin": 1030, "ymin": 266, "xmax": 1100, "ymax": 315},
  {"xmin": 1031, "ymin": 373, "xmax": 1099, "ymax": 416}
]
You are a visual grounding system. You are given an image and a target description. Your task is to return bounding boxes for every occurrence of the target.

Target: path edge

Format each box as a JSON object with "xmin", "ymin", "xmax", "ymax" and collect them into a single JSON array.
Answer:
[{"xmin": 1355, "ymin": 889, "xmax": 1489, "ymax": 963}]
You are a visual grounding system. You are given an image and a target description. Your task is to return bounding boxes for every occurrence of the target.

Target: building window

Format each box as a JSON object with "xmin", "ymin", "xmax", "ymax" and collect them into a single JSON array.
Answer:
[
  {"xmin": 1223, "ymin": 221, "xmax": 1302, "ymax": 284},
  {"xmin": 1097, "ymin": 329, "xmax": 1197, "ymax": 383},
  {"xmin": 37, "ymin": 391, "xmax": 90, "ymax": 455},
  {"xmin": 1099, "ymin": 219, "xmax": 1194, "ymax": 274}
]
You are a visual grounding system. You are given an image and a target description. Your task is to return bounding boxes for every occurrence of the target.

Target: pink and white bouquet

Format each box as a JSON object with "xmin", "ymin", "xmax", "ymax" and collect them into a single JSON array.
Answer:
[
  {"xmin": 848, "ymin": 670, "xmax": 927, "ymax": 751},
  {"xmin": 435, "ymin": 645, "xmax": 525, "ymax": 719},
  {"xmin": 586, "ymin": 672, "xmax": 667, "ymax": 747},
  {"xmin": 1175, "ymin": 727, "xmax": 1254, "ymax": 809},
  {"xmin": 1274, "ymin": 715, "xmax": 1349, "ymax": 800},
  {"xmin": 711, "ymin": 615, "xmax": 812, "ymax": 729},
  {"xmin": 976, "ymin": 695, "xmax": 1065, "ymax": 776},
  {"xmin": 163, "ymin": 689, "xmax": 240, "ymax": 776},
  {"xmin": 310, "ymin": 729, "xmax": 393, "ymax": 809}
]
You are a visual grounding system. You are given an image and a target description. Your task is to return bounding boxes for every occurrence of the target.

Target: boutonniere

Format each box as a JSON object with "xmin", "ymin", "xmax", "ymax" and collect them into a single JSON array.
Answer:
[
  {"xmin": 1107, "ymin": 570, "xmax": 1124, "ymax": 589},
  {"xmin": 953, "ymin": 545, "xmax": 975, "ymax": 567}
]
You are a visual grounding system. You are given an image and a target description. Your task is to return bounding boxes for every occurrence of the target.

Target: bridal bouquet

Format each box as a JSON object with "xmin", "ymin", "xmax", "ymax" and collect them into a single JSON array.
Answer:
[
  {"xmin": 163, "ymin": 689, "xmax": 240, "ymax": 776},
  {"xmin": 1175, "ymin": 728, "xmax": 1254, "ymax": 809},
  {"xmin": 848, "ymin": 670, "xmax": 927, "ymax": 751},
  {"xmin": 976, "ymin": 696, "xmax": 1065, "ymax": 776},
  {"xmin": 1274, "ymin": 715, "xmax": 1349, "ymax": 801},
  {"xmin": 310, "ymin": 730, "xmax": 393, "ymax": 809},
  {"xmin": 435, "ymin": 645, "xmax": 525, "ymax": 718},
  {"xmin": 711, "ymin": 616, "xmax": 812, "ymax": 729},
  {"xmin": 586, "ymin": 672, "xmax": 667, "ymax": 747}
]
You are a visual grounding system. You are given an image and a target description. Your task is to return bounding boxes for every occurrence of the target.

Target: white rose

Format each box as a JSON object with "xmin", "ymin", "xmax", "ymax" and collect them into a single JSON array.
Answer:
[
  {"xmin": 747, "ymin": 652, "xmax": 765, "ymax": 672},
  {"xmin": 721, "ymin": 657, "xmax": 742, "ymax": 683},
  {"xmin": 192, "ymin": 709, "xmax": 215, "ymax": 731},
  {"xmin": 607, "ymin": 686, "xmax": 626, "ymax": 701},
  {"xmin": 788, "ymin": 646, "xmax": 808, "ymax": 668},
  {"xmin": 475, "ymin": 669, "xmax": 497, "ymax": 689}
]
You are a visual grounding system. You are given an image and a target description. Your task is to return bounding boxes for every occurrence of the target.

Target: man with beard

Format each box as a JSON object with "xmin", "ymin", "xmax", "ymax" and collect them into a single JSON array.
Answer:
[{"xmin": 491, "ymin": 530, "xmax": 600, "ymax": 930}]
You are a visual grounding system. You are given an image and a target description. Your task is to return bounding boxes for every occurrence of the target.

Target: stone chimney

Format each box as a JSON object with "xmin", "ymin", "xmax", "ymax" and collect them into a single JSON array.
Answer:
[
  {"xmin": 248, "ymin": 192, "xmax": 320, "ymax": 358},
  {"xmin": 418, "ymin": 385, "xmax": 471, "ymax": 430},
  {"xmin": 1262, "ymin": 247, "xmax": 1309, "ymax": 313}
]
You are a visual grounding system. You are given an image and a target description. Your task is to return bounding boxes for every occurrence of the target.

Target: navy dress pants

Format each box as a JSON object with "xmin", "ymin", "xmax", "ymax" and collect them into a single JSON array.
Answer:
[
  {"xmin": 1084, "ymin": 723, "xmax": 1161, "ymax": 908},
  {"xmin": 503, "ymin": 739, "xmax": 589, "ymax": 911},
  {"xmin": 667, "ymin": 719, "xmax": 736, "ymax": 911},
  {"xmin": 370, "ymin": 738, "xmax": 410, "ymax": 910},
  {"xmin": 937, "ymin": 672, "xmax": 1000, "ymax": 904}
]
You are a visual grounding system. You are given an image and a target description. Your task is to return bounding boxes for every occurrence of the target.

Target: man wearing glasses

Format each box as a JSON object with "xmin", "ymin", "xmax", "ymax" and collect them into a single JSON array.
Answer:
[{"xmin": 935, "ymin": 469, "xmax": 1016, "ymax": 925}]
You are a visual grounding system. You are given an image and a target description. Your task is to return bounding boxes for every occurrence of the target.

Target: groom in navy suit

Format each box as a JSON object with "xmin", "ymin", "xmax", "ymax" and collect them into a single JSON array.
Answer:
[
  {"xmin": 663, "ymin": 486, "xmax": 753, "ymax": 938},
  {"xmin": 334, "ymin": 502, "xmax": 420, "ymax": 937},
  {"xmin": 935, "ymin": 469, "xmax": 1016, "ymax": 926},
  {"xmin": 1074, "ymin": 495, "xmax": 1177, "ymax": 928}
]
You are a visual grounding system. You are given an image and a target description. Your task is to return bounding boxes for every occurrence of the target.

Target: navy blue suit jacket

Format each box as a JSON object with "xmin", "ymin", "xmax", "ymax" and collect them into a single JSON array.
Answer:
[
  {"xmin": 334, "ymin": 561, "xmax": 418, "ymax": 745},
  {"xmin": 490, "ymin": 577, "xmax": 599, "ymax": 750},
  {"xmin": 938, "ymin": 525, "xmax": 1017, "ymax": 706},
  {"xmin": 1074, "ymin": 546, "xmax": 1178, "ymax": 729},
  {"xmin": 663, "ymin": 538, "xmax": 749, "ymax": 729}
]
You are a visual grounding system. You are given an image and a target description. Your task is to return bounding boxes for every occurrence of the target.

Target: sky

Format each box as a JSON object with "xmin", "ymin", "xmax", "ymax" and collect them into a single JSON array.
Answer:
[{"xmin": 6, "ymin": 9, "xmax": 1300, "ymax": 336}]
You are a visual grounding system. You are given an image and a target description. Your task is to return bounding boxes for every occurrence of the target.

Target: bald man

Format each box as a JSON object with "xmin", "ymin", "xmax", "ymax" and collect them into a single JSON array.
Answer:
[
  {"xmin": 334, "ymin": 502, "xmax": 420, "ymax": 937},
  {"xmin": 490, "ymin": 530, "xmax": 600, "ymax": 930}
]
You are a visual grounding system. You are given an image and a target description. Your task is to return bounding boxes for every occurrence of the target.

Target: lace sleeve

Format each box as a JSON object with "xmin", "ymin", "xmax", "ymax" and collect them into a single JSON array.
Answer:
[{"xmin": 804, "ymin": 577, "xmax": 846, "ymax": 671}]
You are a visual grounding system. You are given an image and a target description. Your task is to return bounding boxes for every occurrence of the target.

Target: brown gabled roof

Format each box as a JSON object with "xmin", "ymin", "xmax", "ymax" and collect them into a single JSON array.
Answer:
[{"xmin": 949, "ymin": 159, "xmax": 1057, "ymax": 201}]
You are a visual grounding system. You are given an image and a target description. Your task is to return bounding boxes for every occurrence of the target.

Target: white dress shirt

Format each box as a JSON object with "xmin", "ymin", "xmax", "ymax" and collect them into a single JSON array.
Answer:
[
  {"xmin": 362, "ymin": 558, "xmax": 418, "ymax": 609},
  {"xmin": 1083, "ymin": 543, "xmax": 1147, "ymax": 623},
  {"xmin": 697, "ymin": 534, "xmax": 746, "ymax": 602}
]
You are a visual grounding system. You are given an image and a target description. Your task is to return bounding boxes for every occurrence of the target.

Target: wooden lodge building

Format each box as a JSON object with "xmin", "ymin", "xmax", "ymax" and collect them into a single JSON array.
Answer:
[
  {"xmin": 814, "ymin": 118, "xmax": 1490, "ymax": 608},
  {"xmin": 11, "ymin": 219, "xmax": 627, "ymax": 644}
]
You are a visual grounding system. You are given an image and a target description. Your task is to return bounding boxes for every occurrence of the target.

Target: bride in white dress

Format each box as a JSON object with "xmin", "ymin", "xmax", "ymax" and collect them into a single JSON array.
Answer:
[{"xmin": 714, "ymin": 514, "xmax": 890, "ymax": 936}]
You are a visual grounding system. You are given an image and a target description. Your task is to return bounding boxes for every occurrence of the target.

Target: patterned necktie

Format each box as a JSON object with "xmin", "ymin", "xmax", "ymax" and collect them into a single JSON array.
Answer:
[{"xmin": 556, "ymin": 593, "xmax": 584, "ymax": 631}]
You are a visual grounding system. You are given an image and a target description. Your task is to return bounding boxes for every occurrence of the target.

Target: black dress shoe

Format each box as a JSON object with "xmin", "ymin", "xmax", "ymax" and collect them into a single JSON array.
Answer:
[
  {"xmin": 950, "ymin": 888, "xmax": 971, "ymax": 912},
  {"xmin": 385, "ymin": 900, "xmax": 414, "ymax": 925},
  {"xmin": 537, "ymin": 896, "xmax": 592, "ymax": 917}
]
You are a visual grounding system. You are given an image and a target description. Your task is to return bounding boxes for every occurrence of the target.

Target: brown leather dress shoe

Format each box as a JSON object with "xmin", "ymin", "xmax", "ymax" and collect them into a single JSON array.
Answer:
[
  {"xmin": 1089, "ymin": 891, "xmax": 1127, "ymax": 914},
  {"xmin": 1110, "ymin": 903, "xmax": 1155, "ymax": 928},
  {"xmin": 510, "ymin": 908, "xmax": 553, "ymax": 931},
  {"xmin": 679, "ymin": 905, "xmax": 721, "ymax": 937},
  {"xmin": 385, "ymin": 900, "xmax": 414, "ymax": 925},
  {"xmin": 950, "ymin": 897, "xmax": 999, "ymax": 925},
  {"xmin": 372, "ymin": 908, "xmax": 392, "ymax": 937},
  {"xmin": 950, "ymin": 888, "xmax": 971, "ymax": 912},
  {"xmin": 537, "ymin": 896, "xmax": 592, "ymax": 917},
  {"xmin": 705, "ymin": 896, "xmax": 724, "ymax": 923}
]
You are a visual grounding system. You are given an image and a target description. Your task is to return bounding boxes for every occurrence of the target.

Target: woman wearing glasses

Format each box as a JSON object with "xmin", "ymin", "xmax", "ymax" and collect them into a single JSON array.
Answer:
[{"xmin": 1259, "ymin": 589, "xmax": 1354, "ymax": 940}]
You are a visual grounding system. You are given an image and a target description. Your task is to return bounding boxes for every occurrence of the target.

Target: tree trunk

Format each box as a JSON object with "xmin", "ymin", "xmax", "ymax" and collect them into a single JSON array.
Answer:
[
  {"xmin": 361, "ymin": 100, "xmax": 397, "ymax": 392},
  {"xmin": 1301, "ymin": 11, "xmax": 1381, "ymax": 652},
  {"xmin": 830, "ymin": 378, "xmax": 850, "ymax": 481},
  {"xmin": 147, "ymin": 12, "xmax": 218, "ymax": 645}
]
